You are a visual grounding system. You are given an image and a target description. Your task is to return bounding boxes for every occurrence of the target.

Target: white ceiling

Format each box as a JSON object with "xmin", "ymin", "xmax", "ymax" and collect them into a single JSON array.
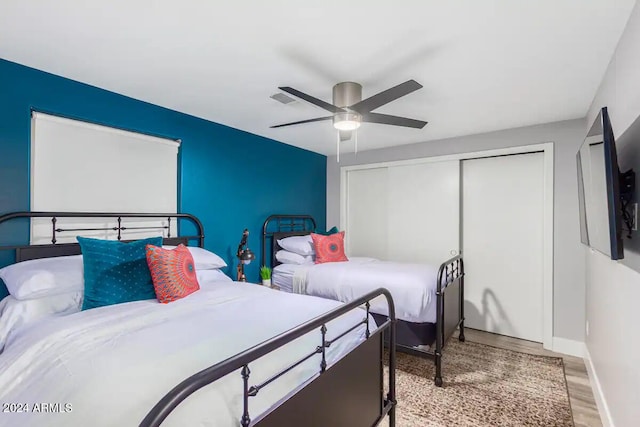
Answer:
[{"xmin": 0, "ymin": 1, "xmax": 635, "ymax": 155}]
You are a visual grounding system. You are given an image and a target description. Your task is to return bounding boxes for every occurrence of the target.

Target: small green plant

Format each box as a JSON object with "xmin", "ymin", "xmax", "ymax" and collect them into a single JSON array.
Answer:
[{"xmin": 260, "ymin": 266, "xmax": 272, "ymax": 280}]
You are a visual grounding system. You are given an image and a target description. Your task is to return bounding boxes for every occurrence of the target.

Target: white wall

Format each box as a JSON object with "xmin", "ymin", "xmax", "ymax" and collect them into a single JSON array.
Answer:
[
  {"xmin": 327, "ymin": 118, "xmax": 586, "ymax": 342},
  {"xmin": 585, "ymin": 1, "xmax": 640, "ymax": 426}
]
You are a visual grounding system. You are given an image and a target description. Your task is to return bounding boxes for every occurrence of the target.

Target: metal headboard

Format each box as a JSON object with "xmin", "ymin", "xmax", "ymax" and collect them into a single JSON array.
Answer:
[
  {"xmin": 261, "ymin": 215, "xmax": 317, "ymax": 268},
  {"xmin": 0, "ymin": 211, "xmax": 205, "ymax": 262}
]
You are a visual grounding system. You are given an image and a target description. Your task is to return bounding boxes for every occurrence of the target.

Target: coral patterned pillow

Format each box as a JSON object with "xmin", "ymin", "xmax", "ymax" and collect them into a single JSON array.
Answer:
[
  {"xmin": 146, "ymin": 244, "xmax": 200, "ymax": 303},
  {"xmin": 311, "ymin": 231, "xmax": 349, "ymax": 264}
]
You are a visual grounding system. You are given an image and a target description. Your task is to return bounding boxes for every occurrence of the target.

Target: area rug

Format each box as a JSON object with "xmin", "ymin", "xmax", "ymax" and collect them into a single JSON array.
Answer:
[{"xmin": 382, "ymin": 340, "xmax": 573, "ymax": 427}]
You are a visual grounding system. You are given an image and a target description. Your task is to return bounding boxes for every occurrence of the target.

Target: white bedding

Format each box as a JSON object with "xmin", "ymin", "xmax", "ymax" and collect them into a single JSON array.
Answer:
[
  {"xmin": 0, "ymin": 281, "xmax": 373, "ymax": 427},
  {"xmin": 274, "ymin": 257, "xmax": 439, "ymax": 323}
]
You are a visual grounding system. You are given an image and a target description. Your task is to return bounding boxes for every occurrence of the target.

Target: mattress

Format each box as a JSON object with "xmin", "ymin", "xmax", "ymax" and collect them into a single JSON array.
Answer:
[
  {"xmin": 272, "ymin": 263, "xmax": 299, "ymax": 292},
  {"xmin": 0, "ymin": 280, "xmax": 373, "ymax": 427},
  {"xmin": 273, "ymin": 258, "xmax": 440, "ymax": 323}
]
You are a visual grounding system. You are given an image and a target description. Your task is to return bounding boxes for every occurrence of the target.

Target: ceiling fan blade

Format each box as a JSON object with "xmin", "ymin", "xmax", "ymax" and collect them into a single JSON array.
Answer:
[
  {"xmin": 350, "ymin": 80, "xmax": 423, "ymax": 113},
  {"xmin": 339, "ymin": 130, "xmax": 352, "ymax": 142},
  {"xmin": 270, "ymin": 116, "xmax": 333, "ymax": 128},
  {"xmin": 362, "ymin": 112, "xmax": 428, "ymax": 129},
  {"xmin": 278, "ymin": 87, "xmax": 345, "ymax": 114}
]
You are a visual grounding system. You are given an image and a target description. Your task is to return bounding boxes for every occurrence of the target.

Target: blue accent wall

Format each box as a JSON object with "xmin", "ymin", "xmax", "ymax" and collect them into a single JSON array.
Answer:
[{"xmin": 0, "ymin": 58, "xmax": 326, "ymax": 298}]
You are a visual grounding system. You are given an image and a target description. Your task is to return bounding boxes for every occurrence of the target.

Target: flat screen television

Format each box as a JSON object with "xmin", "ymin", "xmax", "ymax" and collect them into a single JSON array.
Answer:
[{"xmin": 577, "ymin": 107, "xmax": 625, "ymax": 260}]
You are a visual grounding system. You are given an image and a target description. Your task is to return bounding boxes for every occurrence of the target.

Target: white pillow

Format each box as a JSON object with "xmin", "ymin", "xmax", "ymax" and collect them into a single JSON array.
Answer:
[
  {"xmin": 163, "ymin": 246, "xmax": 227, "ymax": 269},
  {"xmin": 275, "ymin": 250, "xmax": 314, "ymax": 265},
  {"xmin": 197, "ymin": 269, "xmax": 232, "ymax": 283},
  {"xmin": 277, "ymin": 235, "xmax": 314, "ymax": 256},
  {"xmin": 0, "ymin": 291, "xmax": 82, "ymax": 352},
  {"xmin": 0, "ymin": 255, "xmax": 84, "ymax": 300}
]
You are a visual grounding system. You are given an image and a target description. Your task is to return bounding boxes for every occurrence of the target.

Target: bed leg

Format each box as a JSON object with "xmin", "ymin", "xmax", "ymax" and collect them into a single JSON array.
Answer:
[
  {"xmin": 434, "ymin": 351, "xmax": 443, "ymax": 387},
  {"xmin": 458, "ymin": 258, "xmax": 465, "ymax": 343},
  {"xmin": 389, "ymin": 398, "xmax": 396, "ymax": 427},
  {"xmin": 459, "ymin": 320, "xmax": 466, "ymax": 342}
]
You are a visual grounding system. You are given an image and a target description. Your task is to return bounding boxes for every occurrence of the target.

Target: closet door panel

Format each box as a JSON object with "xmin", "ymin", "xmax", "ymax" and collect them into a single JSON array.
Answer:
[
  {"xmin": 462, "ymin": 152, "xmax": 545, "ymax": 342},
  {"xmin": 345, "ymin": 167, "xmax": 388, "ymax": 259},
  {"xmin": 387, "ymin": 161, "xmax": 460, "ymax": 264}
]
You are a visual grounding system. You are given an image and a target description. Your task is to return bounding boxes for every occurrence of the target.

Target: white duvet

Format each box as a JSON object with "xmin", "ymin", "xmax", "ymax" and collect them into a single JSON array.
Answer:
[
  {"xmin": 0, "ymin": 282, "xmax": 372, "ymax": 427},
  {"xmin": 289, "ymin": 257, "xmax": 440, "ymax": 323}
]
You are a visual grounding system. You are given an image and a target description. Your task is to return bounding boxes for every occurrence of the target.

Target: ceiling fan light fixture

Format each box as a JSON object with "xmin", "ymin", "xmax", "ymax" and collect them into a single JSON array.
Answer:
[
  {"xmin": 333, "ymin": 111, "xmax": 361, "ymax": 131},
  {"xmin": 272, "ymin": 80, "xmax": 427, "ymax": 143}
]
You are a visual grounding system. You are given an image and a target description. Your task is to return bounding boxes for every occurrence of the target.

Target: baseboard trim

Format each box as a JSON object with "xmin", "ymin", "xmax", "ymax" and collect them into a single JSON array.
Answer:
[
  {"xmin": 551, "ymin": 337, "xmax": 584, "ymax": 357},
  {"xmin": 584, "ymin": 345, "xmax": 614, "ymax": 427}
]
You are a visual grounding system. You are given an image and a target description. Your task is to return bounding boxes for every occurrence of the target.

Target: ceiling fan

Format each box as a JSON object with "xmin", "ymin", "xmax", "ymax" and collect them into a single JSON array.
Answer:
[{"xmin": 271, "ymin": 80, "xmax": 428, "ymax": 158}]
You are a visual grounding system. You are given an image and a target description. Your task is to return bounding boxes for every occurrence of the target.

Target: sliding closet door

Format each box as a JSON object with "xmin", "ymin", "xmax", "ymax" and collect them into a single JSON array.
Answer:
[
  {"xmin": 387, "ymin": 161, "xmax": 460, "ymax": 264},
  {"xmin": 462, "ymin": 152, "xmax": 544, "ymax": 342},
  {"xmin": 345, "ymin": 167, "xmax": 388, "ymax": 259}
]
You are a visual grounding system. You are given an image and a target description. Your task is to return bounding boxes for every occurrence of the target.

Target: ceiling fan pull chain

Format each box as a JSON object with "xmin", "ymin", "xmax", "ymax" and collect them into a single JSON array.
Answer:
[
  {"xmin": 336, "ymin": 130, "xmax": 340, "ymax": 163},
  {"xmin": 354, "ymin": 129, "xmax": 358, "ymax": 156}
]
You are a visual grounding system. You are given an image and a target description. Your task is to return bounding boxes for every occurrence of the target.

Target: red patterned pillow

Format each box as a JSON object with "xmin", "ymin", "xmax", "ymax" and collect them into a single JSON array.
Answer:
[
  {"xmin": 145, "ymin": 244, "xmax": 200, "ymax": 303},
  {"xmin": 311, "ymin": 231, "xmax": 349, "ymax": 264}
]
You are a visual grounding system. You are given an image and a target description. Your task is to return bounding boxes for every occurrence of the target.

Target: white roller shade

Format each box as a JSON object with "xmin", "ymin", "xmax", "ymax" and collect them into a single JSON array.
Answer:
[{"xmin": 30, "ymin": 112, "xmax": 179, "ymax": 244}]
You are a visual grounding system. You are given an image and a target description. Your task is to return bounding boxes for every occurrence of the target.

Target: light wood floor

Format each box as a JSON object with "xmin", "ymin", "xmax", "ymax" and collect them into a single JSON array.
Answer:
[{"xmin": 461, "ymin": 328, "xmax": 601, "ymax": 427}]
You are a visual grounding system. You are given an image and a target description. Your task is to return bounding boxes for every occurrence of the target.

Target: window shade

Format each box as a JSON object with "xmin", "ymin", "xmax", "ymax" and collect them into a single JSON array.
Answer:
[{"xmin": 30, "ymin": 112, "xmax": 179, "ymax": 244}]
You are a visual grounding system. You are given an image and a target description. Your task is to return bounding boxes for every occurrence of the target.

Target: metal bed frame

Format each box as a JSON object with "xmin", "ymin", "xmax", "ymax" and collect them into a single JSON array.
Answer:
[
  {"xmin": 0, "ymin": 211, "xmax": 397, "ymax": 427},
  {"xmin": 262, "ymin": 214, "xmax": 465, "ymax": 387},
  {"xmin": 0, "ymin": 211, "xmax": 204, "ymax": 256}
]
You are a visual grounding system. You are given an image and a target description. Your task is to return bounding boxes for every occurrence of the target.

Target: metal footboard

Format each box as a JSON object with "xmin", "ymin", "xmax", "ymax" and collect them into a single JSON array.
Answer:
[
  {"xmin": 140, "ymin": 288, "xmax": 397, "ymax": 427},
  {"xmin": 434, "ymin": 255, "xmax": 465, "ymax": 387}
]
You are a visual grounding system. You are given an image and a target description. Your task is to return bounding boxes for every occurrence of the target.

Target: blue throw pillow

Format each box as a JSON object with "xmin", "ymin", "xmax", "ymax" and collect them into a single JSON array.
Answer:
[
  {"xmin": 77, "ymin": 236, "xmax": 163, "ymax": 310},
  {"xmin": 315, "ymin": 226, "xmax": 339, "ymax": 236}
]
